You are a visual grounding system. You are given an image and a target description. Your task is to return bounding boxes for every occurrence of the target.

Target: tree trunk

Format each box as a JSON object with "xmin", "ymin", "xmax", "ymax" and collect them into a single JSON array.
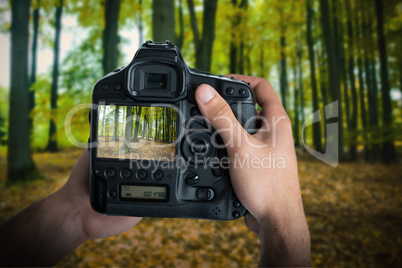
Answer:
[
  {"xmin": 112, "ymin": 106, "xmax": 120, "ymax": 141},
  {"xmin": 29, "ymin": 1, "xmax": 40, "ymax": 142},
  {"xmin": 363, "ymin": 6, "xmax": 380, "ymax": 161},
  {"xmin": 297, "ymin": 37, "xmax": 305, "ymax": 150},
  {"xmin": 293, "ymin": 59, "xmax": 300, "ymax": 148},
  {"xmin": 138, "ymin": 0, "xmax": 143, "ymax": 46},
  {"xmin": 46, "ymin": 0, "xmax": 63, "ymax": 152},
  {"xmin": 177, "ymin": 0, "xmax": 184, "ymax": 49},
  {"xmin": 279, "ymin": 35, "xmax": 288, "ymax": 111},
  {"xmin": 355, "ymin": 8, "xmax": 370, "ymax": 161},
  {"xmin": 120, "ymin": 107, "xmax": 125, "ymax": 137},
  {"xmin": 102, "ymin": 0, "xmax": 121, "ymax": 75},
  {"xmin": 121, "ymin": 107, "xmax": 133, "ymax": 153},
  {"xmin": 319, "ymin": 0, "xmax": 343, "ymax": 160},
  {"xmin": 375, "ymin": 0, "xmax": 396, "ymax": 163},
  {"xmin": 306, "ymin": 0, "xmax": 322, "ymax": 152},
  {"xmin": 7, "ymin": 0, "xmax": 38, "ymax": 183},
  {"xmin": 346, "ymin": 2, "xmax": 358, "ymax": 160},
  {"xmin": 133, "ymin": 107, "xmax": 142, "ymax": 142},
  {"xmin": 142, "ymin": 113, "xmax": 147, "ymax": 140},
  {"xmin": 187, "ymin": 0, "xmax": 218, "ymax": 72},
  {"xmin": 152, "ymin": 0, "xmax": 175, "ymax": 42}
]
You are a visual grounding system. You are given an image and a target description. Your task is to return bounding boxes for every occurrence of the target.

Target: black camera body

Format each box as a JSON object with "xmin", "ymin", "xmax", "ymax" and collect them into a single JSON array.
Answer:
[{"xmin": 89, "ymin": 41, "xmax": 256, "ymax": 220}]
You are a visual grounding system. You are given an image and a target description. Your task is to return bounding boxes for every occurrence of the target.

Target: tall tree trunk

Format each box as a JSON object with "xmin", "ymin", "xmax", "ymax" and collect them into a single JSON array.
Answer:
[
  {"xmin": 375, "ymin": 0, "xmax": 396, "ymax": 163},
  {"xmin": 121, "ymin": 107, "xmax": 125, "ymax": 137},
  {"xmin": 297, "ymin": 38, "xmax": 305, "ymax": 150},
  {"xmin": 103, "ymin": 0, "xmax": 121, "ymax": 75},
  {"xmin": 279, "ymin": 35, "xmax": 288, "ymax": 111},
  {"xmin": 338, "ymin": 2, "xmax": 352, "ymax": 159},
  {"xmin": 7, "ymin": 0, "xmax": 38, "ymax": 183},
  {"xmin": 133, "ymin": 107, "xmax": 142, "ymax": 142},
  {"xmin": 363, "ymin": 6, "xmax": 380, "ymax": 161},
  {"xmin": 346, "ymin": 2, "xmax": 358, "ymax": 160},
  {"xmin": 121, "ymin": 107, "xmax": 133, "ymax": 153},
  {"xmin": 100, "ymin": 106, "xmax": 106, "ymax": 137},
  {"xmin": 29, "ymin": 1, "xmax": 40, "ymax": 143},
  {"xmin": 306, "ymin": 0, "xmax": 322, "ymax": 152},
  {"xmin": 187, "ymin": 0, "xmax": 218, "ymax": 72},
  {"xmin": 152, "ymin": 0, "xmax": 175, "ymax": 42},
  {"xmin": 356, "ymin": 8, "xmax": 370, "ymax": 161},
  {"xmin": 293, "ymin": 60, "xmax": 300, "ymax": 148},
  {"xmin": 112, "ymin": 106, "xmax": 120, "ymax": 141},
  {"xmin": 176, "ymin": 0, "xmax": 184, "ymax": 49},
  {"xmin": 319, "ymin": 0, "xmax": 343, "ymax": 160},
  {"xmin": 138, "ymin": 0, "xmax": 143, "ymax": 46},
  {"xmin": 46, "ymin": 0, "xmax": 63, "ymax": 152}
]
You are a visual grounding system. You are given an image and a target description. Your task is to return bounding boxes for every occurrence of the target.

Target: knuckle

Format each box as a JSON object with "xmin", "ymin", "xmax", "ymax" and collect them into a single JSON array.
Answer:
[{"xmin": 213, "ymin": 103, "xmax": 233, "ymax": 120}]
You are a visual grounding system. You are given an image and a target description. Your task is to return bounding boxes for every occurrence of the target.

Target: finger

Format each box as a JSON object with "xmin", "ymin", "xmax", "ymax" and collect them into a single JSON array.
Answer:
[{"xmin": 195, "ymin": 84, "xmax": 248, "ymax": 151}]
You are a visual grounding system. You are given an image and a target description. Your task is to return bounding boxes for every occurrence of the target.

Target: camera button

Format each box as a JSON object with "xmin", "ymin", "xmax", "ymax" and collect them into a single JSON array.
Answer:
[
  {"xmin": 239, "ymin": 89, "xmax": 246, "ymax": 95},
  {"xmin": 104, "ymin": 168, "xmax": 116, "ymax": 179},
  {"xmin": 120, "ymin": 168, "xmax": 132, "ymax": 179},
  {"xmin": 211, "ymin": 167, "xmax": 224, "ymax": 177},
  {"xmin": 232, "ymin": 210, "xmax": 240, "ymax": 218},
  {"xmin": 108, "ymin": 189, "xmax": 117, "ymax": 199},
  {"xmin": 114, "ymin": 83, "xmax": 122, "ymax": 90},
  {"xmin": 185, "ymin": 174, "xmax": 199, "ymax": 185},
  {"xmin": 233, "ymin": 200, "xmax": 241, "ymax": 208},
  {"xmin": 136, "ymin": 169, "xmax": 148, "ymax": 180},
  {"xmin": 226, "ymin": 87, "xmax": 234, "ymax": 95},
  {"xmin": 190, "ymin": 107, "xmax": 201, "ymax": 117},
  {"xmin": 102, "ymin": 83, "xmax": 110, "ymax": 90},
  {"xmin": 152, "ymin": 170, "xmax": 164, "ymax": 181}
]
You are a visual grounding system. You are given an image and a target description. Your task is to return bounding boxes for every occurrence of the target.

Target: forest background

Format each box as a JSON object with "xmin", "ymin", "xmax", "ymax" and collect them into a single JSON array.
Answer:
[{"xmin": 0, "ymin": 0, "xmax": 401, "ymax": 266}]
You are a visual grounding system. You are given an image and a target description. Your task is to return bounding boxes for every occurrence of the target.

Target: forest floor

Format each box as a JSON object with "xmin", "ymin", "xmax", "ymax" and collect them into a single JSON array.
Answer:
[
  {"xmin": 97, "ymin": 136, "xmax": 176, "ymax": 161},
  {"xmin": 0, "ymin": 149, "xmax": 401, "ymax": 267}
]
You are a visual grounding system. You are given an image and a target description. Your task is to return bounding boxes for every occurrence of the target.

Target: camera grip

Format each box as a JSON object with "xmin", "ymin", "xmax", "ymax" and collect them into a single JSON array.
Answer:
[{"xmin": 230, "ymin": 102, "xmax": 257, "ymax": 134}]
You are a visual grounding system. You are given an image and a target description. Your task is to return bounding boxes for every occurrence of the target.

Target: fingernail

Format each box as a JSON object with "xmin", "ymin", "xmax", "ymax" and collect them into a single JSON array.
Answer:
[{"xmin": 198, "ymin": 85, "xmax": 216, "ymax": 104}]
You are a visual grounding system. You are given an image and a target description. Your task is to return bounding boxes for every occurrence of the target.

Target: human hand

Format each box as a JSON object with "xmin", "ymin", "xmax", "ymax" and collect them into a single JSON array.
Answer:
[
  {"xmin": 59, "ymin": 149, "xmax": 142, "ymax": 240},
  {"xmin": 195, "ymin": 75, "xmax": 311, "ymax": 266}
]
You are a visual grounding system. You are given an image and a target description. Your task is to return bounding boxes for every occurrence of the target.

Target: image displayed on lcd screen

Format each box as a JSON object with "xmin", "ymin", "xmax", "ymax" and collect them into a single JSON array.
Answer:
[{"xmin": 97, "ymin": 105, "xmax": 177, "ymax": 161}]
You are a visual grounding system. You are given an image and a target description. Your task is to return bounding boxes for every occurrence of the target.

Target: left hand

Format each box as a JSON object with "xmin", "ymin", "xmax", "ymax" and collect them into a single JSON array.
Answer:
[{"xmin": 59, "ymin": 149, "xmax": 142, "ymax": 240}]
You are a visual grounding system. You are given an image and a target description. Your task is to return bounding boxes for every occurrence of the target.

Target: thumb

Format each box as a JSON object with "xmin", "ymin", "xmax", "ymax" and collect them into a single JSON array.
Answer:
[{"xmin": 195, "ymin": 84, "xmax": 246, "ymax": 150}]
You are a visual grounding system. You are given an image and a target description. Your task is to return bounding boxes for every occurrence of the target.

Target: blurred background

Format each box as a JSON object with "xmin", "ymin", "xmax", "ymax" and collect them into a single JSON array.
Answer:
[{"xmin": 0, "ymin": 0, "xmax": 401, "ymax": 266}]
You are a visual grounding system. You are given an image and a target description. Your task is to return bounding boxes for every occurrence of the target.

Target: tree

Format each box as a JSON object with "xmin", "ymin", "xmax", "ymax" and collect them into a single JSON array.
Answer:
[
  {"xmin": 278, "ymin": 5, "xmax": 288, "ymax": 111},
  {"xmin": 46, "ymin": 0, "xmax": 63, "ymax": 152},
  {"xmin": 152, "ymin": 0, "xmax": 175, "ymax": 42},
  {"xmin": 375, "ymin": 0, "xmax": 396, "ymax": 163},
  {"xmin": 133, "ymin": 107, "xmax": 142, "ymax": 142},
  {"xmin": 112, "ymin": 106, "xmax": 120, "ymax": 141},
  {"xmin": 319, "ymin": 0, "xmax": 343, "ymax": 160},
  {"xmin": 346, "ymin": 2, "xmax": 358, "ymax": 160},
  {"xmin": 102, "ymin": 0, "xmax": 121, "ymax": 74},
  {"xmin": 29, "ymin": 0, "xmax": 40, "ymax": 142},
  {"xmin": 306, "ymin": 0, "xmax": 322, "ymax": 152},
  {"xmin": 229, "ymin": 0, "xmax": 248, "ymax": 74},
  {"xmin": 7, "ymin": 0, "xmax": 39, "ymax": 183},
  {"xmin": 121, "ymin": 107, "xmax": 133, "ymax": 153},
  {"xmin": 187, "ymin": 0, "xmax": 218, "ymax": 72}
]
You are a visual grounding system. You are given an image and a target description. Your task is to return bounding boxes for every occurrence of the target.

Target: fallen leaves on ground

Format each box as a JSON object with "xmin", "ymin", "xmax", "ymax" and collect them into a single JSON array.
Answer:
[{"xmin": 0, "ymin": 149, "xmax": 401, "ymax": 267}]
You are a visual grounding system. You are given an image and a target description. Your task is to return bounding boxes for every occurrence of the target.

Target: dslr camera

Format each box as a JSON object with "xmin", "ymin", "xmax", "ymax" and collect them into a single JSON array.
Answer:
[{"xmin": 89, "ymin": 41, "xmax": 256, "ymax": 220}]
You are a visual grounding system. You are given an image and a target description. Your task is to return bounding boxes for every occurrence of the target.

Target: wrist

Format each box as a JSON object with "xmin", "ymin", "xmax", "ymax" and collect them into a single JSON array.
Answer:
[{"xmin": 257, "ymin": 198, "xmax": 311, "ymax": 266}]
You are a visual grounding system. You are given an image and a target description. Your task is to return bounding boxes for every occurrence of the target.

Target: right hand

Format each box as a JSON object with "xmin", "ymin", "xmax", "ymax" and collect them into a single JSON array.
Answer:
[{"xmin": 195, "ymin": 75, "xmax": 311, "ymax": 266}]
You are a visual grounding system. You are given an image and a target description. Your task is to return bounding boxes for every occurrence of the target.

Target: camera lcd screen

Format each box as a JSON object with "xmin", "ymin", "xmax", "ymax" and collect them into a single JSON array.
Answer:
[
  {"xmin": 121, "ymin": 185, "xmax": 167, "ymax": 200},
  {"xmin": 96, "ymin": 105, "xmax": 177, "ymax": 161}
]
